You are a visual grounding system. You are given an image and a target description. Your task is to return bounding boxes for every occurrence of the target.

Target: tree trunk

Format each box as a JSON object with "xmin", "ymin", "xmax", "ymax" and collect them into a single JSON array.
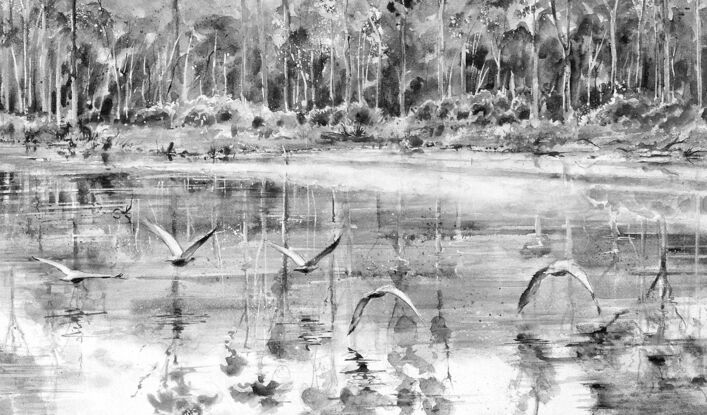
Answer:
[
  {"xmin": 633, "ymin": 0, "xmax": 646, "ymax": 91},
  {"xmin": 282, "ymin": 0, "xmax": 290, "ymax": 111},
  {"xmin": 310, "ymin": 50, "xmax": 315, "ymax": 108},
  {"xmin": 257, "ymin": 0, "xmax": 268, "ymax": 106},
  {"xmin": 696, "ymin": 0, "xmax": 703, "ymax": 107},
  {"xmin": 399, "ymin": 16, "xmax": 406, "ymax": 116},
  {"xmin": 531, "ymin": 2, "xmax": 539, "ymax": 120},
  {"xmin": 170, "ymin": 0, "xmax": 180, "ymax": 102},
  {"xmin": 55, "ymin": 40, "xmax": 61, "ymax": 125},
  {"xmin": 609, "ymin": 3, "xmax": 618, "ymax": 93},
  {"xmin": 663, "ymin": 0, "xmax": 671, "ymax": 102},
  {"xmin": 460, "ymin": 43, "xmax": 466, "ymax": 94},
  {"xmin": 343, "ymin": 0, "xmax": 352, "ymax": 107},
  {"xmin": 241, "ymin": 0, "xmax": 247, "ymax": 100},
  {"xmin": 111, "ymin": 42, "xmax": 123, "ymax": 121},
  {"xmin": 437, "ymin": 0, "xmax": 445, "ymax": 98},
  {"xmin": 330, "ymin": 23, "xmax": 335, "ymax": 104},
  {"xmin": 212, "ymin": 34, "xmax": 218, "ymax": 96},
  {"xmin": 181, "ymin": 33, "xmax": 193, "ymax": 102},
  {"xmin": 70, "ymin": 0, "xmax": 78, "ymax": 122},
  {"xmin": 10, "ymin": 46, "xmax": 24, "ymax": 114},
  {"xmin": 41, "ymin": 1, "xmax": 48, "ymax": 113}
]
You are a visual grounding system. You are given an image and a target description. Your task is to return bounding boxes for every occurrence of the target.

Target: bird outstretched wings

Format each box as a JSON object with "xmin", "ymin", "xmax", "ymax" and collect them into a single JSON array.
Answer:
[
  {"xmin": 518, "ymin": 259, "xmax": 601, "ymax": 314},
  {"xmin": 141, "ymin": 219, "xmax": 183, "ymax": 257},
  {"xmin": 266, "ymin": 234, "xmax": 342, "ymax": 267},
  {"xmin": 32, "ymin": 256, "xmax": 72, "ymax": 275},
  {"xmin": 348, "ymin": 285, "xmax": 421, "ymax": 335},
  {"xmin": 142, "ymin": 219, "xmax": 218, "ymax": 259},
  {"xmin": 265, "ymin": 240, "xmax": 308, "ymax": 266}
]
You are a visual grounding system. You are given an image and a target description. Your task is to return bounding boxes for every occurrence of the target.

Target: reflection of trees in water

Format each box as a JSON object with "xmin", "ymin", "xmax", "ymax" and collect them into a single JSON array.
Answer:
[{"xmin": 509, "ymin": 333, "xmax": 559, "ymax": 415}]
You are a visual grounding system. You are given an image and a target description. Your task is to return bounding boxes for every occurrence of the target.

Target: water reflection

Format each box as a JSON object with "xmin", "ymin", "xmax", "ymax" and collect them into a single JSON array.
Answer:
[{"xmin": 2, "ymin": 157, "xmax": 707, "ymax": 413}]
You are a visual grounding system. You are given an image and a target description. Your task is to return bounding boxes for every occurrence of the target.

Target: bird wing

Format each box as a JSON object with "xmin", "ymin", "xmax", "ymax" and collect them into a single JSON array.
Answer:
[
  {"xmin": 181, "ymin": 226, "xmax": 218, "ymax": 259},
  {"xmin": 79, "ymin": 272, "xmax": 124, "ymax": 280},
  {"xmin": 517, "ymin": 266, "xmax": 550, "ymax": 313},
  {"xmin": 141, "ymin": 219, "xmax": 183, "ymax": 257},
  {"xmin": 548, "ymin": 260, "xmax": 602, "ymax": 314},
  {"xmin": 265, "ymin": 240, "xmax": 307, "ymax": 266},
  {"xmin": 32, "ymin": 256, "xmax": 73, "ymax": 276},
  {"xmin": 348, "ymin": 285, "xmax": 421, "ymax": 335},
  {"xmin": 306, "ymin": 234, "xmax": 343, "ymax": 266}
]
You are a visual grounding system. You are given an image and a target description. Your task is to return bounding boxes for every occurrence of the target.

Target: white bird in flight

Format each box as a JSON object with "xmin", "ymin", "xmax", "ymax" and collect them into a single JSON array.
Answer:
[
  {"xmin": 518, "ymin": 259, "xmax": 601, "ymax": 315},
  {"xmin": 348, "ymin": 285, "xmax": 421, "ymax": 335},
  {"xmin": 32, "ymin": 256, "xmax": 125, "ymax": 283},
  {"xmin": 141, "ymin": 219, "xmax": 218, "ymax": 266},
  {"xmin": 265, "ymin": 234, "xmax": 342, "ymax": 273}
]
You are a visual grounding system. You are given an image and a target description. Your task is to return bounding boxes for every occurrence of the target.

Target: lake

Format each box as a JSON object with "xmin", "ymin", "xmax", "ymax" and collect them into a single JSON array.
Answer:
[{"xmin": 1, "ymin": 145, "xmax": 706, "ymax": 414}]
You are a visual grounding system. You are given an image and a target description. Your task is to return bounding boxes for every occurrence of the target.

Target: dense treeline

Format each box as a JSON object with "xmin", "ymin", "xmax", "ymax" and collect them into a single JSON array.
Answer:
[{"xmin": 0, "ymin": 0, "xmax": 704, "ymax": 123}]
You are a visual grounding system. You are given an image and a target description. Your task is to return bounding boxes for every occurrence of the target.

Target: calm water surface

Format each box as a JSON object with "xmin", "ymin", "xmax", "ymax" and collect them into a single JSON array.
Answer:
[{"xmin": 1, "ymin": 146, "xmax": 707, "ymax": 414}]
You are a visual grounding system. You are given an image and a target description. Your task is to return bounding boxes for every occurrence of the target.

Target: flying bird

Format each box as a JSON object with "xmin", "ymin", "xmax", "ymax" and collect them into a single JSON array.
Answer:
[
  {"xmin": 32, "ymin": 256, "xmax": 124, "ymax": 283},
  {"xmin": 265, "ymin": 234, "xmax": 342, "ymax": 273},
  {"xmin": 518, "ymin": 259, "xmax": 601, "ymax": 315},
  {"xmin": 141, "ymin": 219, "xmax": 218, "ymax": 266},
  {"xmin": 348, "ymin": 285, "xmax": 421, "ymax": 335}
]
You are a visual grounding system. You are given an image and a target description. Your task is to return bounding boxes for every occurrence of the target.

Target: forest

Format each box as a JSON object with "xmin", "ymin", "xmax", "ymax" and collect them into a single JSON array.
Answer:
[{"xmin": 0, "ymin": 0, "xmax": 704, "ymax": 137}]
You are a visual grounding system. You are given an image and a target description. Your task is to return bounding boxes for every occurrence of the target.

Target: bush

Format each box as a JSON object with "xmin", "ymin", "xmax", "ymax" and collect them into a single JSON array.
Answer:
[
  {"xmin": 252, "ymin": 116, "xmax": 265, "ymax": 128},
  {"xmin": 134, "ymin": 106, "xmax": 172, "ymax": 126},
  {"xmin": 437, "ymin": 99, "xmax": 455, "ymax": 119},
  {"xmin": 415, "ymin": 101, "xmax": 438, "ymax": 121},
  {"xmin": 183, "ymin": 106, "xmax": 216, "ymax": 127},
  {"xmin": 216, "ymin": 108, "xmax": 233, "ymax": 122},
  {"xmin": 348, "ymin": 105, "xmax": 377, "ymax": 125},
  {"xmin": 309, "ymin": 108, "xmax": 332, "ymax": 126},
  {"xmin": 330, "ymin": 109, "xmax": 346, "ymax": 126}
]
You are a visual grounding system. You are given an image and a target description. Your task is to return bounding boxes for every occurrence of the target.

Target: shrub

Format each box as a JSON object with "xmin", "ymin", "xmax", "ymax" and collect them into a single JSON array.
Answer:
[
  {"xmin": 309, "ymin": 108, "xmax": 332, "ymax": 126},
  {"xmin": 183, "ymin": 106, "xmax": 216, "ymax": 127},
  {"xmin": 348, "ymin": 104, "xmax": 376, "ymax": 125},
  {"xmin": 437, "ymin": 99, "xmax": 456, "ymax": 120},
  {"xmin": 252, "ymin": 116, "xmax": 265, "ymax": 128},
  {"xmin": 216, "ymin": 108, "xmax": 233, "ymax": 122},
  {"xmin": 415, "ymin": 101, "xmax": 438, "ymax": 121},
  {"xmin": 330, "ymin": 109, "xmax": 346, "ymax": 126}
]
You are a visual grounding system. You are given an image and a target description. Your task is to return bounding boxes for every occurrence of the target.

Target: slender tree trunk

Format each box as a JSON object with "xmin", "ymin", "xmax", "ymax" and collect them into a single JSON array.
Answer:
[
  {"xmin": 55, "ymin": 40, "xmax": 61, "ymax": 125},
  {"xmin": 257, "ymin": 0, "xmax": 268, "ymax": 106},
  {"xmin": 310, "ymin": 50, "xmax": 315, "ymax": 108},
  {"xmin": 531, "ymin": 1, "xmax": 539, "ymax": 120},
  {"xmin": 282, "ymin": 0, "xmax": 290, "ymax": 111},
  {"xmin": 41, "ymin": 1, "xmax": 48, "ymax": 113},
  {"xmin": 330, "ymin": 22, "xmax": 335, "ymax": 104},
  {"xmin": 212, "ymin": 34, "xmax": 218, "ymax": 96},
  {"xmin": 343, "ymin": 0, "xmax": 352, "ymax": 107},
  {"xmin": 609, "ymin": 3, "xmax": 618, "ymax": 93},
  {"xmin": 635, "ymin": 0, "xmax": 646, "ymax": 90},
  {"xmin": 70, "ymin": 0, "xmax": 78, "ymax": 123},
  {"xmin": 111, "ymin": 42, "xmax": 123, "ymax": 121},
  {"xmin": 368, "ymin": 16, "xmax": 382, "ymax": 109},
  {"xmin": 223, "ymin": 53, "xmax": 228, "ymax": 95},
  {"xmin": 663, "ymin": 0, "xmax": 671, "ymax": 102},
  {"xmin": 22, "ymin": 7, "xmax": 28, "ymax": 111},
  {"xmin": 653, "ymin": 0, "xmax": 660, "ymax": 100},
  {"xmin": 399, "ymin": 16, "xmax": 406, "ymax": 116},
  {"xmin": 437, "ymin": 0, "xmax": 445, "ymax": 98},
  {"xmin": 696, "ymin": 0, "xmax": 703, "ymax": 107},
  {"xmin": 241, "ymin": 0, "xmax": 247, "ymax": 100},
  {"xmin": 181, "ymin": 33, "xmax": 193, "ymax": 102},
  {"xmin": 460, "ymin": 43, "xmax": 466, "ymax": 94},
  {"xmin": 10, "ymin": 46, "xmax": 24, "ymax": 113},
  {"xmin": 170, "ymin": 0, "xmax": 180, "ymax": 102}
]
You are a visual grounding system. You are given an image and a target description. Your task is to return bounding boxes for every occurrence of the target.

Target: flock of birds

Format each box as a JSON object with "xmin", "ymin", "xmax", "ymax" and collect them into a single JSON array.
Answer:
[
  {"xmin": 30, "ymin": 218, "xmax": 423, "ymax": 335},
  {"xmin": 31, "ymin": 212, "xmax": 621, "ymax": 339}
]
